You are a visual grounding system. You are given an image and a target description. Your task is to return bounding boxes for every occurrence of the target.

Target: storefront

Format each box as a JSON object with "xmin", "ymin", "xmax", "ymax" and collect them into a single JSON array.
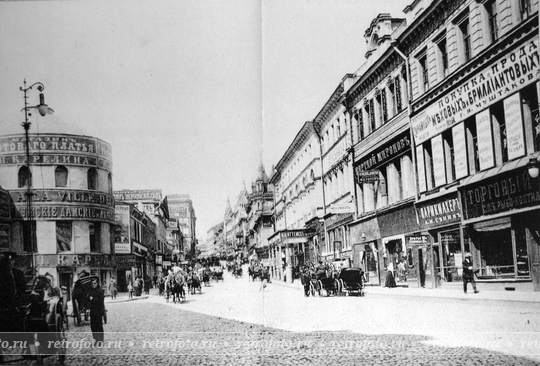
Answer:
[
  {"xmin": 324, "ymin": 212, "xmax": 354, "ymax": 264},
  {"xmin": 377, "ymin": 202, "xmax": 422, "ymax": 287},
  {"xmin": 268, "ymin": 229, "xmax": 312, "ymax": 283},
  {"xmin": 459, "ymin": 162, "xmax": 540, "ymax": 291},
  {"xmin": 349, "ymin": 216, "xmax": 381, "ymax": 285},
  {"xmin": 115, "ymin": 254, "xmax": 136, "ymax": 292},
  {"xmin": 415, "ymin": 190, "xmax": 463, "ymax": 289}
]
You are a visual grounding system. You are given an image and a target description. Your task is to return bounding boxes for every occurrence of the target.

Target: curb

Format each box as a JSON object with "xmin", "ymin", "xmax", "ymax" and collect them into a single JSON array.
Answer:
[
  {"xmin": 107, "ymin": 295, "xmax": 149, "ymax": 304},
  {"xmin": 269, "ymin": 278, "xmax": 540, "ymax": 304}
]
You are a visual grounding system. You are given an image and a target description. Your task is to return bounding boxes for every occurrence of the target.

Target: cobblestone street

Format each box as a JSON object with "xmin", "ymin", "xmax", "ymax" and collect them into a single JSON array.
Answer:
[{"xmin": 28, "ymin": 271, "xmax": 540, "ymax": 365}]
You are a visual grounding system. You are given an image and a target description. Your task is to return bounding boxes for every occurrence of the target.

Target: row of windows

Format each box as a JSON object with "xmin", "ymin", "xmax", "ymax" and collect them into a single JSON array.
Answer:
[
  {"xmin": 322, "ymin": 113, "xmax": 347, "ymax": 152},
  {"xmin": 351, "ymin": 74, "xmax": 406, "ymax": 143},
  {"xmin": 18, "ymin": 165, "xmax": 112, "ymax": 193},
  {"xmin": 418, "ymin": 85, "xmax": 539, "ymax": 192},
  {"xmin": 55, "ymin": 221, "xmax": 103, "ymax": 253},
  {"xmin": 323, "ymin": 164, "xmax": 352, "ymax": 205},
  {"xmin": 416, "ymin": 0, "xmax": 535, "ymax": 95}
]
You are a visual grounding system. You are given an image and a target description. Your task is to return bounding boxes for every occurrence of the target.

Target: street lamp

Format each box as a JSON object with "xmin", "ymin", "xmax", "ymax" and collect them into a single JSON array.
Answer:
[
  {"xmin": 20, "ymin": 80, "xmax": 53, "ymax": 279},
  {"xmin": 527, "ymin": 156, "xmax": 540, "ymax": 179}
]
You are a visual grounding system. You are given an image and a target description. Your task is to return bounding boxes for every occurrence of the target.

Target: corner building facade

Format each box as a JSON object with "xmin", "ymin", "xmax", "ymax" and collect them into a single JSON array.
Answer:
[{"xmin": 0, "ymin": 127, "xmax": 115, "ymax": 294}]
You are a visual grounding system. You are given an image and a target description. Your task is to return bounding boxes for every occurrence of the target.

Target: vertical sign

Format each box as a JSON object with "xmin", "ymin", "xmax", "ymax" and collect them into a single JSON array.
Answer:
[
  {"xmin": 416, "ymin": 145, "xmax": 427, "ymax": 192},
  {"xmin": 452, "ymin": 122, "xmax": 468, "ymax": 179},
  {"xmin": 505, "ymin": 93, "xmax": 525, "ymax": 160},
  {"xmin": 476, "ymin": 109, "xmax": 494, "ymax": 171},
  {"xmin": 431, "ymin": 134, "xmax": 446, "ymax": 187}
]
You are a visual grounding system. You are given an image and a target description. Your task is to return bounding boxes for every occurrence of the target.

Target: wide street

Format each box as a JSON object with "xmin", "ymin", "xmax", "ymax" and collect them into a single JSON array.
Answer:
[{"xmin": 26, "ymin": 268, "xmax": 540, "ymax": 365}]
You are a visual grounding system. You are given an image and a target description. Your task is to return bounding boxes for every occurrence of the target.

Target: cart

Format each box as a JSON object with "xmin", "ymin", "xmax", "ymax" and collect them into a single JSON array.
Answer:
[
  {"xmin": 71, "ymin": 275, "xmax": 107, "ymax": 326},
  {"xmin": 0, "ymin": 275, "xmax": 67, "ymax": 365},
  {"xmin": 337, "ymin": 268, "xmax": 366, "ymax": 296}
]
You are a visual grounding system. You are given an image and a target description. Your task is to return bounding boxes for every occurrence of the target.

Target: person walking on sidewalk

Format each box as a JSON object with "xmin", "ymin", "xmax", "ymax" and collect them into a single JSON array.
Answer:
[
  {"xmin": 109, "ymin": 277, "xmax": 117, "ymax": 299},
  {"xmin": 462, "ymin": 253, "xmax": 479, "ymax": 294},
  {"xmin": 128, "ymin": 282, "xmax": 133, "ymax": 299},
  {"xmin": 88, "ymin": 278, "xmax": 105, "ymax": 346}
]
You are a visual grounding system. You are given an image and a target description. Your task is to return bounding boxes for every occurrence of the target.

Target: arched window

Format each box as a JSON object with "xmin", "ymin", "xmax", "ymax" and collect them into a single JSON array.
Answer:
[
  {"xmin": 87, "ymin": 168, "xmax": 98, "ymax": 190},
  {"xmin": 108, "ymin": 173, "xmax": 113, "ymax": 194},
  {"xmin": 55, "ymin": 166, "xmax": 68, "ymax": 188},
  {"xmin": 18, "ymin": 166, "xmax": 31, "ymax": 188}
]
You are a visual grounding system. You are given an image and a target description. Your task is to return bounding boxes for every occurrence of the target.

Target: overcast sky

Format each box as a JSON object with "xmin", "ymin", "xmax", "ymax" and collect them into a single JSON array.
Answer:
[{"xmin": 0, "ymin": 0, "xmax": 407, "ymax": 239}]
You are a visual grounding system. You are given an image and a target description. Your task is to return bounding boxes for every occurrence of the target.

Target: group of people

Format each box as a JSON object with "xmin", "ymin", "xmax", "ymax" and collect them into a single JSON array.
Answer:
[{"xmin": 127, "ymin": 275, "xmax": 152, "ymax": 299}]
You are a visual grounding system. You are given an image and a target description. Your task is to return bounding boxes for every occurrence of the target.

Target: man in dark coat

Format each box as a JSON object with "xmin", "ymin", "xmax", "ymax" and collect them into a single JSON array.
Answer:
[
  {"xmin": 3, "ymin": 252, "xmax": 27, "ymax": 307},
  {"xmin": 462, "ymin": 253, "xmax": 479, "ymax": 294},
  {"xmin": 88, "ymin": 278, "xmax": 105, "ymax": 346},
  {"xmin": 315, "ymin": 261, "xmax": 327, "ymax": 280}
]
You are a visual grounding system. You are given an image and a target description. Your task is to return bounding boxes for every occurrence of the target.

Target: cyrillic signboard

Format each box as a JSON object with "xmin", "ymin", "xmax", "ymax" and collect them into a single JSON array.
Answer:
[
  {"xmin": 432, "ymin": 134, "xmax": 446, "ymax": 187},
  {"xmin": 355, "ymin": 170, "xmax": 380, "ymax": 184},
  {"xmin": 115, "ymin": 243, "xmax": 131, "ymax": 254},
  {"xmin": 114, "ymin": 189, "xmax": 162, "ymax": 201},
  {"xmin": 411, "ymin": 39, "xmax": 539, "ymax": 144},
  {"xmin": 452, "ymin": 122, "xmax": 468, "ymax": 179},
  {"xmin": 476, "ymin": 109, "xmax": 495, "ymax": 171},
  {"xmin": 504, "ymin": 93, "xmax": 526, "ymax": 160},
  {"xmin": 416, "ymin": 146, "xmax": 427, "ymax": 192},
  {"xmin": 416, "ymin": 195, "xmax": 461, "ymax": 229}
]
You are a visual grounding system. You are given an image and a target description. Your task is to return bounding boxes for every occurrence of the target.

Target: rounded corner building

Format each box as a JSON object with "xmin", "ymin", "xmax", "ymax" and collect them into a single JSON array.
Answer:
[{"xmin": 0, "ymin": 114, "xmax": 115, "ymax": 293}]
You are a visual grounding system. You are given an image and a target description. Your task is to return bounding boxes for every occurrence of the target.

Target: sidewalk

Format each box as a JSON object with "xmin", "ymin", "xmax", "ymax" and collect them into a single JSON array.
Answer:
[
  {"xmin": 271, "ymin": 278, "xmax": 540, "ymax": 304},
  {"xmin": 105, "ymin": 292, "xmax": 150, "ymax": 304}
]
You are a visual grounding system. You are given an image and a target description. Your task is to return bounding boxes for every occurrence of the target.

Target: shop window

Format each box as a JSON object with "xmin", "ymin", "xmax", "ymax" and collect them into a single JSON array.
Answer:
[
  {"xmin": 88, "ymin": 168, "xmax": 98, "ymax": 190},
  {"xmin": 90, "ymin": 222, "xmax": 102, "ymax": 252},
  {"xmin": 18, "ymin": 166, "xmax": 31, "ymax": 188},
  {"xmin": 485, "ymin": 0, "xmax": 499, "ymax": 43},
  {"xmin": 55, "ymin": 166, "xmax": 68, "ymax": 188},
  {"xmin": 439, "ymin": 230, "xmax": 462, "ymax": 282},
  {"xmin": 56, "ymin": 221, "xmax": 72, "ymax": 252},
  {"xmin": 465, "ymin": 116, "xmax": 480, "ymax": 174},
  {"xmin": 22, "ymin": 221, "xmax": 36, "ymax": 253},
  {"xmin": 515, "ymin": 227, "xmax": 529, "ymax": 277}
]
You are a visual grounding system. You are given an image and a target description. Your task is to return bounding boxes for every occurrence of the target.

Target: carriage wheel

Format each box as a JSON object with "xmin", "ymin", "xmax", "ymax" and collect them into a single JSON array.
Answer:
[
  {"xmin": 317, "ymin": 280, "xmax": 323, "ymax": 297},
  {"xmin": 310, "ymin": 283, "xmax": 316, "ymax": 297},
  {"xmin": 73, "ymin": 300, "xmax": 81, "ymax": 326}
]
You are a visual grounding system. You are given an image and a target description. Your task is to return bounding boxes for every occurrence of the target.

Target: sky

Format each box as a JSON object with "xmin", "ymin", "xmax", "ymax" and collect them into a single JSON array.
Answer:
[{"xmin": 0, "ymin": 0, "xmax": 407, "ymax": 239}]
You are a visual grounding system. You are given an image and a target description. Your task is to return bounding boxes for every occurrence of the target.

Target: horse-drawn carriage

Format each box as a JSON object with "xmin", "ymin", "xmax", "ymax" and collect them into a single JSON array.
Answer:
[
  {"xmin": 0, "ymin": 274, "xmax": 67, "ymax": 365},
  {"xmin": 210, "ymin": 266, "xmax": 224, "ymax": 282},
  {"xmin": 187, "ymin": 272, "xmax": 202, "ymax": 295},
  {"xmin": 301, "ymin": 262, "xmax": 340, "ymax": 297},
  {"xmin": 71, "ymin": 275, "xmax": 107, "ymax": 326},
  {"xmin": 198, "ymin": 268, "xmax": 211, "ymax": 286},
  {"xmin": 165, "ymin": 270, "xmax": 186, "ymax": 303},
  {"xmin": 232, "ymin": 266, "xmax": 243, "ymax": 278},
  {"xmin": 337, "ymin": 268, "xmax": 366, "ymax": 296}
]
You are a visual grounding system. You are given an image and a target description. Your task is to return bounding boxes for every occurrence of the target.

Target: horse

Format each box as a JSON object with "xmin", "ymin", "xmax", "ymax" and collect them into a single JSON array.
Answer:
[
  {"xmin": 171, "ymin": 275, "xmax": 185, "ymax": 303},
  {"xmin": 187, "ymin": 273, "xmax": 201, "ymax": 295},
  {"xmin": 232, "ymin": 266, "xmax": 242, "ymax": 279},
  {"xmin": 249, "ymin": 266, "xmax": 261, "ymax": 282}
]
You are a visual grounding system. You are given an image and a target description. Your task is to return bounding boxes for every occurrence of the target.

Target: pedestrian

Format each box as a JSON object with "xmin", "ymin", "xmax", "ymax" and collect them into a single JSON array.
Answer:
[
  {"xmin": 133, "ymin": 276, "xmax": 139, "ymax": 296},
  {"xmin": 315, "ymin": 261, "xmax": 326, "ymax": 280},
  {"xmin": 88, "ymin": 278, "xmax": 105, "ymax": 347},
  {"xmin": 385, "ymin": 260, "xmax": 396, "ymax": 288},
  {"xmin": 128, "ymin": 282, "xmax": 133, "ymax": 299},
  {"xmin": 109, "ymin": 277, "xmax": 117, "ymax": 299},
  {"xmin": 462, "ymin": 253, "xmax": 479, "ymax": 294}
]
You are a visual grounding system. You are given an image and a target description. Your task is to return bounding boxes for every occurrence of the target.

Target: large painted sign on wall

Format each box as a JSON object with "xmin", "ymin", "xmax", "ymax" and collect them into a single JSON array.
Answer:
[{"xmin": 411, "ymin": 39, "xmax": 539, "ymax": 144}]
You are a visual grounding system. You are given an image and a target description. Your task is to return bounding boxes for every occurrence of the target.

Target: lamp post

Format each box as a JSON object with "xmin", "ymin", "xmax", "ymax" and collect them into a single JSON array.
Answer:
[{"xmin": 20, "ymin": 80, "xmax": 52, "ymax": 279}]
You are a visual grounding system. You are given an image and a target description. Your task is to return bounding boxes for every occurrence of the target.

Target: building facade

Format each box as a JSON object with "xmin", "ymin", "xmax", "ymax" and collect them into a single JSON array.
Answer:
[
  {"xmin": 0, "ymin": 126, "xmax": 115, "ymax": 294},
  {"xmin": 167, "ymin": 194, "xmax": 197, "ymax": 261}
]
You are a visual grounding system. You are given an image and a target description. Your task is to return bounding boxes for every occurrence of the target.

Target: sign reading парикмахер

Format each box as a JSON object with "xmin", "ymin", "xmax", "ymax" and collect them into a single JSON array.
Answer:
[{"xmin": 411, "ymin": 39, "xmax": 539, "ymax": 145}]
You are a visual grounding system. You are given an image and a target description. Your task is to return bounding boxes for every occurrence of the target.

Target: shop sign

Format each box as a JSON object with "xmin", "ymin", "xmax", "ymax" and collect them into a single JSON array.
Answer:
[
  {"xmin": 12, "ymin": 204, "xmax": 115, "ymax": 224},
  {"xmin": 476, "ymin": 109, "xmax": 495, "ymax": 171},
  {"xmin": 411, "ymin": 39, "xmax": 539, "ymax": 144},
  {"xmin": 35, "ymin": 254, "xmax": 114, "ymax": 268},
  {"xmin": 57, "ymin": 266, "xmax": 75, "ymax": 273},
  {"xmin": 355, "ymin": 170, "xmax": 380, "ymax": 184},
  {"xmin": 405, "ymin": 235, "xmax": 429, "ymax": 245},
  {"xmin": 115, "ymin": 243, "xmax": 131, "ymax": 254},
  {"xmin": 416, "ymin": 196, "xmax": 461, "ymax": 229},
  {"xmin": 452, "ymin": 123, "xmax": 469, "ymax": 179},
  {"xmin": 330, "ymin": 202, "xmax": 354, "ymax": 215},
  {"xmin": 0, "ymin": 224, "xmax": 9, "ymax": 249},
  {"xmin": 432, "ymin": 134, "xmax": 446, "ymax": 187},
  {"xmin": 113, "ymin": 189, "xmax": 162, "ymax": 201},
  {"xmin": 0, "ymin": 190, "xmax": 10, "ymax": 219},
  {"xmin": 460, "ymin": 167, "xmax": 540, "ymax": 220},
  {"xmin": 10, "ymin": 189, "xmax": 114, "ymax": 208},
  {"xmin": 116, "ymin": 255, "xmax": 136, "ymax": 269},
  {"xmin": 504, "ymin": 93, "xmax": 526, "ymax": 160},
  {"xmin": 0, "ymin": 154, "xmax": 112, "ymax": 171},
  {"xmin": 162, "ymin": 260, "xmax": 171, "ymax": 267},
  {"xmin": 356, "ymin": 133, "xmax": 411, "ymax": 171}
]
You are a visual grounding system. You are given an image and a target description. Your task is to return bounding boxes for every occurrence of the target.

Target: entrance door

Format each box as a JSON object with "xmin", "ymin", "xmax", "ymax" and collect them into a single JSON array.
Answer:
[{"xmin": 59, "ymin": 273, "xmax": 72, "ymax": 301}]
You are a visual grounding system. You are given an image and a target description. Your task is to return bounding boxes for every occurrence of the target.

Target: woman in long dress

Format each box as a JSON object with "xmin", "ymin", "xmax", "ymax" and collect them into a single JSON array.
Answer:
[{"xmin": 385, "ymin": 261, "xmax": 397, "ymax": 288}]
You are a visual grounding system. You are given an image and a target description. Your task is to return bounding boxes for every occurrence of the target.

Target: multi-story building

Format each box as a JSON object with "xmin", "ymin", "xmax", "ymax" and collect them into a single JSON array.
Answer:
[
  {"xmin": 313, "ymin": 78, "xmax": 356, "ymax": 266},
  {"xmin": 113, "ymin": 201, "xmax": 156, "ymax": 291},
  {"xmin": 167, "ymin": 194, "xmax": 197, "ymax": 261},
  {"xmin": 113, "ymin": 189, "xmax": 169, "ymax": 280},
  {"xmin": 268, "ymin": 122, "xmax": 323, "ymax": 282},
  {"xmin": 344, "ymin": 13, "xmax": 417, "ymax": 286},
  {"xmin": 0, "ymin": 120, "xmax": 115, "ymax": 293},
  {"xmin": 246, "ymin": 163, "xmax": 274, "ymax": 265},
  {"xmin": 403, "ymin": 0, "xmax": 539, "ymax": 291}
]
